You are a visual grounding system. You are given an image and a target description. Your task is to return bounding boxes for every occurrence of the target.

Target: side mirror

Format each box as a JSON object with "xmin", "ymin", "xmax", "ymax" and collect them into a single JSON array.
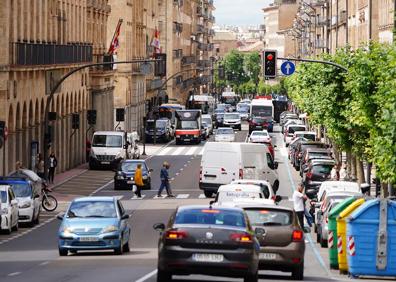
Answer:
[
  {"xmin": 121, "ymin": 214, "xmax": 130, "ymax": 220},
  {"xmin": 153, "ymin": 223, "xmax": 165, "ymax": 232},
  {"xmin": 149, "ymin": 168, "xmax": 154, "ymax": 172},
  {"xmin": 275, "ymin": 195, "xmax": 282, "ymax": 203},
  {"xmin": 274, "ymin": 162, "xmax": 279, "ymax": 170},
  {"xmin": 254, "ymin": 227, "xmax": 266, "ymax": 237},
  {"xmin": 303, "ymin": 226, "xmax": 311, "ymax": 233},
  {"xmin": 11, "ymin": 199, "xmax": 18, "ymax": 205},
  {"xmin": 57, "ymin": 213, "xmax": 65, "ymax": 220},
  {"xmin": 274, "ymin": 145, "xmax": 278, "ymax": 148}
]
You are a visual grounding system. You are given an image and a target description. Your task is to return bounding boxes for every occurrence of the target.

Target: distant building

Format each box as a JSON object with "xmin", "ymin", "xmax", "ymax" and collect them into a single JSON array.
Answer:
[{"xmin": 213, "ymin": 30, "xmax": 238, "ymax": 58}]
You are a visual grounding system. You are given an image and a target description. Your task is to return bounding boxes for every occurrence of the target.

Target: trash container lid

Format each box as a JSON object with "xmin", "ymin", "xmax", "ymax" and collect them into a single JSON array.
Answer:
[
  {"xmin": 328, "ymin": 197, "xmax": 357, "ymax": 220},
  {"xmin": 338, "ymin": 198, "xmax": 365, "ymax": 220},
  {"xmin": 348, "ymin": 198, "xmax": 396, "ymax": 223}
]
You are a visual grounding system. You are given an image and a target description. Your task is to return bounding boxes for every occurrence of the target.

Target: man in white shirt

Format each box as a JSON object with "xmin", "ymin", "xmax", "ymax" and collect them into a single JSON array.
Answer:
[{"xmin": 293, "ymin": 183, "xmax": 308, "ymax": 228}]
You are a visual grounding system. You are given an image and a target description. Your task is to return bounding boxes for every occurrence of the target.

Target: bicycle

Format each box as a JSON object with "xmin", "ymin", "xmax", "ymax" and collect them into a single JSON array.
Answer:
[{"xmin": 41, "ymin": 182, "xmax": 58, "ymax": 212}]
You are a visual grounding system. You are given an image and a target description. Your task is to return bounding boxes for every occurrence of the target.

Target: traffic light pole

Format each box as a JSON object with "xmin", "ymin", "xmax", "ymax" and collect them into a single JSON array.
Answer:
[
  {"xmin": 277, "ymin": 57, "xmax": 348, "ymax": 72},
  {"xmin": 43, "ymin": 58, "xmax": 159, "ymax": 180}
]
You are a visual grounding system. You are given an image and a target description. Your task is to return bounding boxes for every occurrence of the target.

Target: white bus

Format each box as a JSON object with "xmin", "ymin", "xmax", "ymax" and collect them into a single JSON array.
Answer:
[
  {"xmin": 250, "ymin": 99, "xmax": 274, "ymax": 119},
  {"xmin": 188, "ymin": 94, "xmax": 215, "ymax": 115}
]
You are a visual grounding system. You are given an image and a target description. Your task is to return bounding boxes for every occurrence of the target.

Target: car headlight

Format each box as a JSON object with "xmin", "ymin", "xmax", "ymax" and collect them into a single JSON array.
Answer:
[
  {"xmin": 142, "ymin": 175, "xmax": 148, "ymax": 180},
  {"xmin": 102, "ymin": 225, "xmax": 119, "ymax": 234},
  {"xmin": 61, "ymin": 226, "xmax": 74, "ymax": 236},
  {"xmin": 20, "ymin": 202, "xmax": 31, "ymax": 209},
  {"xmin": 116, "ymin": 175, "xmax": 125, "ymax": 180},
  {"xmin": 90, "ymin": 150, "xmax": 96, "ymax": 158}
]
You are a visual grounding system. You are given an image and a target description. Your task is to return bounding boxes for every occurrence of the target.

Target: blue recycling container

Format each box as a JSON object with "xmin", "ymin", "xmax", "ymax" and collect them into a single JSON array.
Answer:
[{"xmin": 346, "ymin": 199, "xmax": 396, "ymax": 277}]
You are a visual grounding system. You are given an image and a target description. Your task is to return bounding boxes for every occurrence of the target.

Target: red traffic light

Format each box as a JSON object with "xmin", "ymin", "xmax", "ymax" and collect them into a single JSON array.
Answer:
[{"xmin": 267, "ymin": 54, "xmax": 274, "ymax": 61}]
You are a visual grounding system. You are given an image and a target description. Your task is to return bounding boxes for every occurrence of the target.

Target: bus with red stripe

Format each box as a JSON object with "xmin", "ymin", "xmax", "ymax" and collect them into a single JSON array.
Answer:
[{"xmin": 175, "ymin": 110, "xmax": 202, "ymax": 145}]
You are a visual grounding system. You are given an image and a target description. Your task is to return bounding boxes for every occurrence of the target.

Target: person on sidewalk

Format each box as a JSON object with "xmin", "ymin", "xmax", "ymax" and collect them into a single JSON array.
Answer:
[
  {"xmin": 48, "ymin": 152, "xmax": 58, "ymax": 184},
  {"xmin": 133, "ymin": 164, "xmax": 144, "ymax": 198},
  {"xmin": 293, "ymin": 183, "xmax": 308, "ymax": 228},
  {"xmin": 35, "ymin": 154, "xmax": 45, "ymax": 179},
  {"xmin": 339, "ymin": 163, "xmax": 347, "ymax": 181},
  {"xmin": 157, "ymin": 161, "xmax": 174, "ymax": 198},
  {"xmin": 330, "ymin": 164, "xmax": 339, "ymax": 180}
]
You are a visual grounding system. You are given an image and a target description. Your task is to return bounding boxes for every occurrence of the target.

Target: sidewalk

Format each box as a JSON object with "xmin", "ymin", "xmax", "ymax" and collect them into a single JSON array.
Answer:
[{"xmin": 50, "ymin": 163, "xmax": 88, "ymax": 190}]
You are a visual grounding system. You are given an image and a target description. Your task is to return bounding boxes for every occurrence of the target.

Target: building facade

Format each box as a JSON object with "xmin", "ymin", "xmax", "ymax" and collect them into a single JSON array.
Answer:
[
  {"xmin": 0, "ymin": 0, "xmax": 113, "ymax": 175},
  {"xmin": 213, "ymin": 30, "xmax": 239, "ymax": 58}
]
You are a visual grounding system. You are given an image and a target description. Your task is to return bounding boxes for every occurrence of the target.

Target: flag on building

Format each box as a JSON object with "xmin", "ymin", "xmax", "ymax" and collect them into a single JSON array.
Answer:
[
  {"xmin": 151, "ymin": 28, "xmax": 161, "ymax": 53},
  {"xmin": 108, "ymin": 19, "xmax": 123, "ymax": 55}
]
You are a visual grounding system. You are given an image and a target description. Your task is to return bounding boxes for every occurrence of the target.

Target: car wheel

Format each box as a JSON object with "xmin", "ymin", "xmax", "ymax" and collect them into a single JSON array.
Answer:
[
  {"xmin": 12, "ymin": 221, "xmax": 18, "ymax": 231},
  {"xmin": 175, "ymin": 139, "xmax": 181, "ymax": 145},
  {"xmin": 204, "ymin": 191, "xmax": 213, "ymax": 198},
  {"xmin": 292, "ymin": 263, "xmax": 304, "ymax": 280},
  {"xmin": 114, "ymin": 243, "xmax": 123, "ymax": 255},
  {"xmin": 320, "ymin": 236, "xmax": 328, "ymax": 248},
  {"xmin": 59, "ymin": 248, "xmax": 68, "ymax": 256},
  {"xmin": 244, "ymin": 271, "xmax": 258, "ymax": 282},
  {"xmin": 34, "ymin": 213, "xmax": 40, "ymax": 225},
  {"xmin": 123, "ymin": 239, "xmax": 130, "ymax": 253},
  {"xmin": 69, "ymin": 250, "xmax": 78, "ymax": 254},
  {"xmin": 157, "ymin": 269, "xmax": 172, "ymax": 282}
]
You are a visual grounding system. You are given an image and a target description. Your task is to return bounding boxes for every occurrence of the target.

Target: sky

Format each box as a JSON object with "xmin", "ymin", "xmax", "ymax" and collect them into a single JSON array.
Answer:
[{"xmin": 213, "ymin": 0, "xmax": 273, "ymax": 26}]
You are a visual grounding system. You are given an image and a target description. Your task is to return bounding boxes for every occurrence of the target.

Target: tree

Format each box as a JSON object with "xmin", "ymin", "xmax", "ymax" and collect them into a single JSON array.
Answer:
[{"xmin": 244, "ymin": 52, "xmax": 261, "ymax": 86}]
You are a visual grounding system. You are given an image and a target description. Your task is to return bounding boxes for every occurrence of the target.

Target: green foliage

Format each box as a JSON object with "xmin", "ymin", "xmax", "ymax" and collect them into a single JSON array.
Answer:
[
  {"xmin": 244, "ymin": 52, "xmax": 261, "ymax": 85},
  {"xmin": 285, "ymin": 43, "xmax": 396, "ymax": 183}
]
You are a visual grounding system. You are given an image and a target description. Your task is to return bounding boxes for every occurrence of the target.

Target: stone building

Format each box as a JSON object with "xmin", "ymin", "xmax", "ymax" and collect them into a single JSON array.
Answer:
[
  {"xmin": 213, "ymin": 30, "xmax": 238, "ymax": 59},
  {"xmin": 0, "ymin": 0, "xmax": 113, "ymax": 175}
]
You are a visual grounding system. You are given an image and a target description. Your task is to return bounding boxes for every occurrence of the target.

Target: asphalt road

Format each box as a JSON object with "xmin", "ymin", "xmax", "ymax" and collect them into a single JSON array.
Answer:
[{"xmin": 0, "ymin": 124, "xmax": 370, "ymax": 282}]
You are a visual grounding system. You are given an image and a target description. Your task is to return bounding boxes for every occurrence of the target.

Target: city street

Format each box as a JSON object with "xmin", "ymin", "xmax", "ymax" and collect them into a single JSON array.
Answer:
[{"xmin": 0, "ymin": 124, "xmax": 351, "ymax": 282}]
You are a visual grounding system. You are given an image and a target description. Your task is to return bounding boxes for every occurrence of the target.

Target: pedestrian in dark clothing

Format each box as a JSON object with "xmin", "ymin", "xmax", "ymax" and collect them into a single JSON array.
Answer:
[
  {"xmin": 157, "ymin": 162, "xmax": 174, "ymax": 197},
  {"xmin": 48, "ymin": 152, "xmax": 58, "ymax": 184},
  {"xmin": 86, "ymin": 139, "xmax": 92, "ymax": 163}
]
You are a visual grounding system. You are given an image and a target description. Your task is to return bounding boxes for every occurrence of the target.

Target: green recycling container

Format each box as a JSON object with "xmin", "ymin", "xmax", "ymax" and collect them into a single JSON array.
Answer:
[{"xmin": 327, "ymin": 197, "xmax": 358, "ymax": 269}]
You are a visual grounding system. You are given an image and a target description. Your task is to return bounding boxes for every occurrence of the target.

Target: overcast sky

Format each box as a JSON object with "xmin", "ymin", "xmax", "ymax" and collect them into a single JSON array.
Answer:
[{"xmin": 214, "ymin": 0, "xmax": 273, "ymax": 26}]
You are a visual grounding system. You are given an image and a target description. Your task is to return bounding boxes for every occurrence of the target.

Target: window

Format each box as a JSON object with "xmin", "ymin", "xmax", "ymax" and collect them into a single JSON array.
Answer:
[
  {"xmin": 67, "ymin": 201, "xmax": 117, "ymax": 218},
  {"xmin": 0, "ymin": 191, "xmax": 7, "ymax": 203},
  {"xmin": 10, "ymin": 183, "xmax": 32, "ymax": 198},
  {"xmin": 245, "ymin": 209, "xmax": 292, "ymax": 226},
  {"xmin": 117, "ymin": 200, "xmax": 125, "ymax": 216},
  {"xmin": 92, "ymin": 135, "xmax": 123, "ymax": 148},
  {"xmin": 175, "ymin": 209, "xmax": 246, "ymax": 227},
  {"xmin": 266, "ymin": 153, "xmax": 275, "ymax": 169}
]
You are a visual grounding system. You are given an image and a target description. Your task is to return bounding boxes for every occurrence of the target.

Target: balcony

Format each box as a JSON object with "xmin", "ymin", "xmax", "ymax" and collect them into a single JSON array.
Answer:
[
  {"xmin": 208, "ymin": 15, "xmax": 215, "ymax": 23},
  {"xmin": 315, "ymin": 40, "xmax": 327, "ymax": 49},
  {"xmin": 197, "ymin": 60, "xmax": 211, "ymax": 68},
  {"xmin": 147, "ymin": 78, "xmax": 163, "ymax": 91},
  {"xmin": 173, "ymin": 49, "xmax": 183, "ymax": 59},
  {"xmin": 196, "ymin": 24, "xmax": 205, "ymax": 34},
  {"xmin": 197, "ymin": 43, "xmax": 208, "ymax": 51},
  {"xmin": 316, "ymin": 17, "xmax": 328, "ymax": 26},
  {"xmin": 12, "ymin": 42, "xmax": 93, "ymax": 66},
  {"xmin": 181, "ymin": 56, "xmax": 196, "ymax": 66}
]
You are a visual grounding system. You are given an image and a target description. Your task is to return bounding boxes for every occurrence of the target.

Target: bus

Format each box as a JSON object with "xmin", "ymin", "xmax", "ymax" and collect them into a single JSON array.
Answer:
[
  {"xmin": 158, "ymin": 104, "xmax": 185, "ymax": 126},
  {"xmin": 175, "ymin": 110, "xmax": 202, "ymax": 145},
  {"xmin": 187, "ymin": 94, "xmax": 215, "ymax": 115},
  {"xmin": 221, "ymin": 91, "xmax": 239, "ymax": 107},
  {"xmin": 250, "ymin": 99, "xmax": 274, "ymax": 132}
]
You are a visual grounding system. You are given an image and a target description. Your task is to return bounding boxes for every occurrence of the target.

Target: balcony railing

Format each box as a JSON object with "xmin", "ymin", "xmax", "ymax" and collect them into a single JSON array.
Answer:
[
  {"xmin": 12, "ymin": 42, "xmax": 93, "ymax": 66},
  {"xmin": 316, "ymin": 17, "xmax": 328, "ymax": 26},
  {"xmin": 181, "ymin": 56, "xmax": 196, "ymax": 66}
]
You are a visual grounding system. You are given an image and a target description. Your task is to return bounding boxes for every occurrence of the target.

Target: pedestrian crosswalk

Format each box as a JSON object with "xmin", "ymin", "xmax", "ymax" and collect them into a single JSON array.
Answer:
[
  {"xmin": 156, "ymin": 145, "xmax": 205, "ymax": 156},
  {"xmin": 127, "ymin": 193, "xmax": 210, "ymax": 200}
]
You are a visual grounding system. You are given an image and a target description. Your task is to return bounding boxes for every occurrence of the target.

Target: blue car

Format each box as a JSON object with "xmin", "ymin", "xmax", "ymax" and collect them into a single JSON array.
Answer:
[{"xmin": 57, "ymin": 196, "xmax": 131, "ymax": 256}]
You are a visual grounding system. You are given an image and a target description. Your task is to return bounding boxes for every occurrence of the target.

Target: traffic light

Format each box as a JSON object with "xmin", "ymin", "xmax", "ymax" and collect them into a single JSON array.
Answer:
[
  {"xmin": 87, "ymin": 110, "xmax": 97, "ymax": 125},
  {"xmin": 72, "ymin": 113, "xmax": 80, "ymax": 129},
  {"xmin": 154, "ymin": 53, "xmax": 167, "ymax": 77},
  {"xmin": 116, "ymin": 108, "xmax": 125, "ymax": 122},
  {"xmin": 218, "ymin": 66, "xmax": 225, "ymax": 80},
  {"xmin": 263, "ymin": 50, "xmax": 277, "ymax": 78}
]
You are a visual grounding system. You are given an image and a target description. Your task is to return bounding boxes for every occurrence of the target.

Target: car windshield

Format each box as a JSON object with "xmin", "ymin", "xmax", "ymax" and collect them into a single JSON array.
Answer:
[
  {"xmin": 245, "ymin": 209, "xmax": 292, "ymax": 226},
  {"xmin": 252, "ymin": 117, "xmax": 265, "ymax": 123},
  {"xmin": 251, "ymin": 131, "xmax": 268, "ymax": 136},
  {"xmin": 147, "ymin": 120, "xmax": 167, "ymax": 129},
  {"xmin": 216, "ymin": 105, "xmax": 226, "ymax": 110},
  {"xmin": 67, "ymin": 201, "xmax": 117, "ymax": 218},
  {"xmin": 0, "ymin": 191, "xmax": 7, "ymax": 203},
  {"xmin": 296, "ymin": 133, "xmax": 315, "ymax": 141},
  {"xmin": 312, "ymin": 164, "xmax": 333, "ymax": 174},
  {"xmin": 288, "ymin": 126, "xmax": 306, "ymax": 134},
  {"xmin": 10, "ymin": 183, "xmax": 32, "ymax": 198},
  {"xmin": 175, "ymin": 209, "xmax": 246, "ymax": 227},
  {"xmin": 202, "ymin": 118, "xmax": 212, "ymax": 125},
  {"xmin": 121, "ymin": 162, "xmax": 146, "ymax": 172},
  {"xmin": 224, "ymin": 114, "xmax": 240, "ymax": 119},
  {"xmin": 251, "ymin": 106, "xmax": 272, "ymax": 117},
  {"xmin": 92, "ymin": 135, "xmax": 122, "ymax": 148},
  {"xmin": 217, "ymin": 191, "xmax": 262, "ymax": 202},
  {"xmin": 217, "ymin": 128, "xmax": 234, "ymax": 135},
  {"xmin": 179, "ymin": 120, "xmax": 198, "ymax": 129}
]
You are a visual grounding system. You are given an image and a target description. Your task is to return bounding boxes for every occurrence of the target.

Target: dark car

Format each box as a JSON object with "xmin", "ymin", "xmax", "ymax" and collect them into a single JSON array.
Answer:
[
  {"xmin": 303, "ymin": 159, "xmax": 336, "ymax": 198},
  {"xmin": 293, "ymin": 141, "xmax": 328, "ymax": 170},
  {"xmin": 153, "ymin": 205, "xmax": 260, "ymax": 282},
  {"xmin": 214, "ymin": 112, "xmax": 225, "ymax": 128},
  {"xmin": 236, "ymin": 203, "xmax": 306, "ymax": 280},
  {"xmin": 114, "ymin": 160, "xmax": 152, "ymax": 190},
  {"xmin": 299, "ymin": 148, "xmax": 333, "ymax": 176},
  {"xmin": 249, "ymin": 116, "xmax": 273, "ymax": 133},
  {"xmin": 145, "ymin": 119, "xmax": 173, "ymax": 143}
]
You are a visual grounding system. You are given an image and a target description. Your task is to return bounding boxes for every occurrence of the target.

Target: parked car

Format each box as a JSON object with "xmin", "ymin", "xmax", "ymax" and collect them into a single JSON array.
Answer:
[
  {"xmin": 280, "ymin": 114, "xmax": 299, "ymax": 127},
  {"xmin": 249, "ymin": 130, "xmax": 271, "ymax": 144},
  {"xmin": 201, "ymin": 121, "xmax": 209, "ymax": 140},
  {"xmin": 214, "ymin": 127, "xmax": 235, "ymax": 142},
  {"xmin": 288, "ymin": 137, "xmax": 308, "ymax": 161},
  {"xmin": 0, "ymin": 185, "xmax": 19, "ymax": 234},
  {"xmin": 114, "ymin": 160, "xmax": 153, "ymax": 190},
  {"xmin": 299, "ymin": 148, "xmax": 333, "ymax": 176},
  {"xmin": 0, "ymin": 177, "xmax": 41, "ymax": 226},
  {"xmin": 303, "ymin": 159, "xmax": 336, "ymax": 198},
  {"xmin": 293, "ymin": 141, "xmax": 328, "ymax": 170},
  {"xmin": 279, "ymin": 111, "xmax": 293, "ymax": 124},
  {"xmin": 231, "ymin": 179, "xmax": 278, "ymax": 196},
  {"xmin": 223, "ymin": 113, "xmax": 242, "ymax": 130},
  {"xmin": 145, "ymin": 119, "xmax": 173, "ymax": 143},
  {"xmin": 214, "ymin": 112, "xmax": 225, "ymax": 128},
  {"xmin": 233, "ymin": 203, "xmax": 307, "ymax": 280},
  {"xmin": 57, "ymin": 196, "xmax": 131, "ymax": 256},
  {"xmin": 153, "ymin": 205, "xmax": 260, "ymax": 282},
  {"xmin": 201, "ymin": 114, "xmax": 214, "ymax": 134},
  {"xmin": 214, "ymin": 184, "xmax": 272, "ymax": 206},
  {"xmin": 293, "ymin": 131, "xmax": 317, "ymax": 142},
  {"xmin": 282, "ymin": 119, "xmax": 304, "ymax": 135}
]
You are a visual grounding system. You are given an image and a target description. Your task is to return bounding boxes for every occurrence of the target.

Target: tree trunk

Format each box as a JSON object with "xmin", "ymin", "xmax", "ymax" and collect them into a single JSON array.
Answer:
[
  {"xmin": 366, "ymin": 162, "xmax": 372, "ymax": 185},
  {"xmin": 346, "ymin": 151, "xmax": 352, "ymax": 178},
  {"xmin": 332, "ymin": 144, "xmax": 341, "ymax": 165},
  {"xmin": 356, "ymin": 158, "xmax": 365, "ymax": 185},
  {"xmin": 350, "ymin": 154, "xmax": 357, "ymax": 181},
  {"xmin": 382, "ymin": 182, "xmax": 389, "ymax": 198}
]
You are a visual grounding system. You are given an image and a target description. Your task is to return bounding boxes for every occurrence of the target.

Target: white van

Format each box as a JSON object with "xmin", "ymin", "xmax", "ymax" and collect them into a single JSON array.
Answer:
[
  {"xmin": 214, "ymin": 184, "xmax": 267, "ymax": 206},
  {"xmin": 89, "ymin": 131, "xmax": 132, "ymax": 170},
  {"xmin": 199, "ymin": 142, "xmax": 279, "ymax": 198},
  {"xmin": 316, "ymin": 181, "xmax": 361, "ymax": 202}
]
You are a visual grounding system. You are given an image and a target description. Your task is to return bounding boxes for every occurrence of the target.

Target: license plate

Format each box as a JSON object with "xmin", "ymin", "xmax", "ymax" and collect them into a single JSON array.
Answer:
[
  {"xmin": 256, "ymin": 126, "xmax": 262, "ymax": 128},
  {"xmin": 192, "ymin": 253, "xmax": 224, "ymax": 262},
  {"xmin": 259, "ymin": 253, "xmax": 277, "ymax": 260},
  {"xmin": 79, "ymin": 237, "xmax": 99, "ymax": 242},
  {"xmin": 101, "ymin": 161, "xmax": 110, "ymax": 164},
  {"xmin": 127, "ymin": 181, "xmax": 134, "ymax": 184},
  {"xmin": 184, "ymin": 139, "xmax": 190, "ymax": 142}
]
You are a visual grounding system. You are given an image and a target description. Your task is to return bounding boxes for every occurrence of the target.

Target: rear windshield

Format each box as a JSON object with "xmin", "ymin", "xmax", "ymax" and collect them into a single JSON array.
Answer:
[
  {"xmin": 288, "ymin": 126, "xmax": 306, "ymax": 134},
  {"xmin": 202, "ymin": 118, "xmax": 212, "ymax": 124},
  {"xmin": 296, "ymin": 133, "xmax": 315, "ymax": 141},
  {"xmin": 217, "ymin": 191, "xmax": 263, "ymax": 202},
  {"xmin": 224, "ymin": 114, "xmax": 240, "ymax": 119},
  {"xmin": 251, "ymin": 131, "xmax": 268, "ymax": 136},
  {"xmin": 216, "ymin": 128, "xmax": 234, "ymax": 135},
  {"xmin": 245, "ymin": 209, "xmax": 293, "ymax": 226},
  {"xmin": 312, "ymin": 165, "xmax": 333, "ymax": 174},
  {"xmin": 175, "ymin": 209, "xmax": 246, "ymax": 227}
]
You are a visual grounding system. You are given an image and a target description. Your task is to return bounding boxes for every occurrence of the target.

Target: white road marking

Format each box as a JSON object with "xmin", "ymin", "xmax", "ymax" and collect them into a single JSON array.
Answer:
[
  {"xmin": 153, "ymin": 195, "xmax": 167, "ymax": 199},
  {"xmin": 197, "ymin": 148, "xmax": 204, "ymax": 155},
  {"xmin": 176, "ymin": 194, "xmax": 189, "ymax": 199},
  {"xmin": 134, "ymin": 269, "xmax": 157, "ymax": 282},
  {"xmin": 8, "ymin": 272, "xmax": 21, "ymax": 277},
  {"xmin": 171, "ymin": 146, "xmax": 186, "ymax": 155},
  {"xmin": 39, "ymin": 261, "xmax": 50, "ymax": 266},
  {"xmin": 156, "ymin": 146, "xmax": 173, "ymax": 156},
  {"xmin": 130, "ymin": 195, "xmax": 146, "ymax": 200},
  {"xmin": 198, "ymin": 194, "xmax": 206, "ymax": 199},
  {"xmin": 186, "ymin": 146, "xmax": 199, "ymax": 155}
]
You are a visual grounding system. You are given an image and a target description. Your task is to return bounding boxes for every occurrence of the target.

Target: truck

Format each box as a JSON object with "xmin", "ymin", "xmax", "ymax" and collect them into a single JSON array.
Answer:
[{"xmin": 175, "ymin": 110, "xmax": 202, "ymax": 145}]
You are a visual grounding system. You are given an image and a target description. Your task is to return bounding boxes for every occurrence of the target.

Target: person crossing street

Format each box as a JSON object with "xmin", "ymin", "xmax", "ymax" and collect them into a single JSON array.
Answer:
[
  {"xmin": 133, "ymin": 164, "xmax": 144, "ymax": 198},
  {"xmin": 157, "ymin": 161, "xmax": 174, "ymax": 198}
]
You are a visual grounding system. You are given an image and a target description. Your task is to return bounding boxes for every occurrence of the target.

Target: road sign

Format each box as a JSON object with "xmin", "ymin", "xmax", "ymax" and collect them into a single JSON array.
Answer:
[{"xmin": 280, "ymin": 61, "xmax": 295, "ymax": 76}]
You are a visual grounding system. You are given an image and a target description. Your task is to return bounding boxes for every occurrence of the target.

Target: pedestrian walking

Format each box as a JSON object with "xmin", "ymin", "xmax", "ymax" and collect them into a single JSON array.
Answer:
[
  {"xmin": 330, "ymin": 164, "xmax": 339, "ymax": 180},
  {"xmin": 293, "ymin": 183, "xmax": 308, "ymax": 228},
  {"xmin": 48, "ymin": 152, "xmax": 58, "ymax": 184},
  {"xmin": 35, "ymin": 154, "xmax": 45, "ymax": 179},
  {"xmin": 133, "ymin": 164, "xmax": 144, "ymax": 198},
  {"xmin": 339, "ymin": 163, "xmax": 347, "ymax": 181},
  {"xmin": 15, "ymin": 161, "xmax": 23, "ymax": 170},
  {"xmin": 157, "ymin": 161, "xmax": 174, "ymax": 198}
]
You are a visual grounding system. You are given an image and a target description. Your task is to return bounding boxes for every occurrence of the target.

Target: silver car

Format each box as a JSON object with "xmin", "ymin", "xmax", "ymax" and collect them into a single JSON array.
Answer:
[{"xmin": 215, "ymin": 127, "xmax": 235, "ymax": 142}]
